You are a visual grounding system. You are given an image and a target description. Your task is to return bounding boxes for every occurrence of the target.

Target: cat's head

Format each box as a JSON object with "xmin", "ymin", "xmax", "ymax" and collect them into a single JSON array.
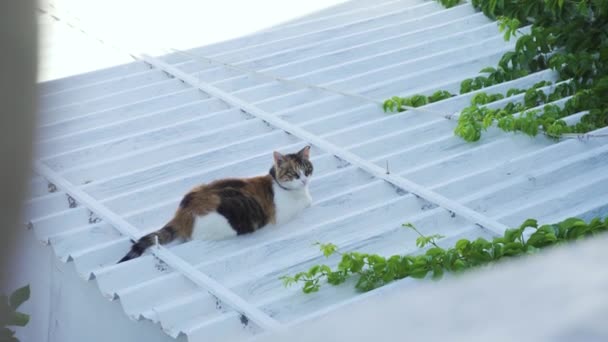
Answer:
[{"xmin": 270, "ymin": 146, "xmax": 313, "ymax": 190}]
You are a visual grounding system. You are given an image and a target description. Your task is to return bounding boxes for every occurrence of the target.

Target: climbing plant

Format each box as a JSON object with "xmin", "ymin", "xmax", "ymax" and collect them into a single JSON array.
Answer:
[
  {"xmin": 1, "ymin": 285, "xmax": 30, "ymax": 342},
  {"xmin": 281, "ymin": 217, "xmax": 608, "ymax": 293},
  {"xmin": 280, "ymin": 0, "xmax": 608, "ymax": 296},
  {"xmin": 435, "ymin": 0, "xmax": 463, "ymax": 9},
  {"xmin": 384, "ymin": 0, "xmax": 608, "ymax": 142}
]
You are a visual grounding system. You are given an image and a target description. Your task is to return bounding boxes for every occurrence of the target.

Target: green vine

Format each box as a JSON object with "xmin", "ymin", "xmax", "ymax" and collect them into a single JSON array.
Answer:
[
  {"xmin": 435, "ymin": 0, "xmax": 463, "ymax": 9},
  {"xmin": 1, "ymin": 285, "xmax": 30, "ymax": 342},
  {"xmin": 281, "ymin": 217, "xmax": 608, "ymax": 293},
  {"xmin": 383, "ymin": 0, "xmax": 608, "ymax": 141},
  {"xmin": 383, "ymin": 90, "xmax": 454, "ymax": 113}
]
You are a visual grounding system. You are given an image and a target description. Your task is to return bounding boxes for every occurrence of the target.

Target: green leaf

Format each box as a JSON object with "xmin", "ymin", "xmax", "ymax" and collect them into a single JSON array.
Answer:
[
  {"xmin": 279, "ymin": 275, "xmax": 295, "ymax": 287},
  {"xmin": 8, "ymin": 312, "xmax": 29, "ymax": 327},
  {"xmin": 350, "ymin": 254, "xmax": 365, "ymax": 273},
  {"xmin": 503, "ymin": 242, "xmax": 524, "ymax": 256},
  {"xmin": 319, "ymin": 265, "xmax": 332, "ymax": 274},
  {"xmin": 455, "ymin": 239, "xmax": 470, "ymax": 251},
  {"xmin": 411, "ymin": 95, "xmax": 429, "ymax": 107},
  {"xmin": 577, "ymin": 1, "xmax": 589, "ymax": 16},
  {"xmin": 499, "ymin": 51, "xmax": 516, "ymax": 69},
  {"xmin": 432, "ymin": 266, "xmax": 444, "ymax": 280},
  {"xmin": 452, "ymin": 259, "xmax": 466, "ymax": 272},
  {"xmin": 409, "ymin": 267, "xmax": 429, "ymax": 279},
  {"xmin": 338, "ymin": 255, "xmax": 352, "ymax": 271},
  {"xmin": 415, "ymin": 236, "xmax": 429, "ymax": 248},
  {"xmin": 402, "ymin": 222, "xmax": 415, "ymax": 229},
  {"xmin": 426, "ymin": 247, "xmax": 445, "ymax": 257},
  {"xmin": 545, "ymin": 233, "xmax": 557, "ymax": 242},
  {"xmin": 460, "ymin": 78, "xmax": 473, "ymax": 94},
  {"xmin": 526, "ymin": 231, "xmax": 547, "ymax": 247},
  {"xmin": 559, "ymin": 217, "xmax": 587, "ymax": 230},
  {"xmin": 9, "ymin": 285, "xmax": 29, "ymax": 311},
  {"xmin": 503, "ymin": 228, "xmax": 519, "ymax": 243},
  {"xmin": 302, "ymin": 280, "xmax": 319, "ymax": 294},
  {"xmin": 473, "ymin": 238, "xmax": 492, "ymax": 250},
  {"xmin": 491, "ymin": 243, "xmax": 504, "ymax": 259},
  {"xmin": 428, "ymin": 90, "xmax": 453, "ymax": 103},
  {"xmin": 327, "ymin": 271, "xmax": 347, "ymax": 285},
  {"xmin": 519, "ymin": 219, "xmax": 538, "ymax": 230},
  {"xmin": 482, "ymin": 113, "xmax": 495, "ymax": 129},
  {"xmin": 317, "ymin": 243, "xmax": 338, "ymax": 258},
  {"xmin": 307, "ymin": 265, "xmax": 320, "ymax": 277},
  {"xmin": 382, "ymin": 100, "xmax": 390, "ymax": 112}
]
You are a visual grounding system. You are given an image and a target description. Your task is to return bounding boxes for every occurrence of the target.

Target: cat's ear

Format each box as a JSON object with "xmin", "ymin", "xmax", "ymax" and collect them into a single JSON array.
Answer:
[
  {"xmin": 297, "ymin": 145, "xmax": 311, "ymax": 160},
  {"xmin": 273, "ymin": 151, "xmax": 285, "ymax": 166}
]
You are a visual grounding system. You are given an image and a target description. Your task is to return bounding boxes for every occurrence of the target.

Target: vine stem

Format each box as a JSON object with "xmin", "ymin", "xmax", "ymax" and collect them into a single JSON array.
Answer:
[{"xmin": 407, "ymin": 223, "xmax": 441, "ymax": 249}]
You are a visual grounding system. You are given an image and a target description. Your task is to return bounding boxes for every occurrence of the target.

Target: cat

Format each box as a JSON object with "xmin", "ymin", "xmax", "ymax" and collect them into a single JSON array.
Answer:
[{"xmin": 118, "ymin": 146, "xmax": 313, "ymax": 263}]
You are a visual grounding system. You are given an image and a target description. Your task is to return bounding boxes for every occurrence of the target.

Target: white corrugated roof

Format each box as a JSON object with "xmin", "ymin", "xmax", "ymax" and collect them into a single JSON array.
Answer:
[{"xmin": 29, "ymin": 1, "xmax": 608, "ymax": 341}]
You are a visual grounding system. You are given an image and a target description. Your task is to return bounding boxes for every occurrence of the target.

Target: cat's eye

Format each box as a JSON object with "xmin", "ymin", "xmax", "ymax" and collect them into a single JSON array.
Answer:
[{"xmin": 293, "ymin": 173, "xmax": 300, "ymax": 179}]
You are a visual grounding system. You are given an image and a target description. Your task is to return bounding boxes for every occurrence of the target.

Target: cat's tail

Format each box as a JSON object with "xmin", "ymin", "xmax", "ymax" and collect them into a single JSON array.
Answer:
[{"xmin": 117, "ymin": 224, "xmax": 178, "ymax": 263}]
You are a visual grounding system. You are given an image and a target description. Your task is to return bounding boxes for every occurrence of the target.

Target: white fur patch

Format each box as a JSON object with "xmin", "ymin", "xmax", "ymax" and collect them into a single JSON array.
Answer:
[
  {"xmin": 191, "ymin": 212, "xmax": 237, "ymax": 240},
  {"xmin": 273, "ymin": 183, "xmax": 312, "ymax": 226}
]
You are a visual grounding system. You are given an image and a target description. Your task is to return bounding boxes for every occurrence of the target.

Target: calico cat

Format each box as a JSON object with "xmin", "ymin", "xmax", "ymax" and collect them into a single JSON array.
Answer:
[{"xmin": 118, "ymin": 146, "xmax": 313, "ymax": 263}]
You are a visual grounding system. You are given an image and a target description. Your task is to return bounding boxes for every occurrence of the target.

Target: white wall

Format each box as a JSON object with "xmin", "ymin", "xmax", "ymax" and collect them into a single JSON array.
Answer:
[
  {"xmin": 6, "ymin": 228, "xmax": 182, "ymax": 342},
  {"xmin": 4, "ymin": 229, "xmax": 53, "ymax": 342},
  {"xmin": 47, "ymin": 256, "xmax": 183, "ymax": 342}
]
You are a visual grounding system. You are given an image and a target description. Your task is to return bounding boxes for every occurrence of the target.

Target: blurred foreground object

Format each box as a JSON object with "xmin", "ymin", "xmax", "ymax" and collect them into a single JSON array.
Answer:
[{"xmin": 0, "ymin": 1, "xmax": 37, "ymax": 288}]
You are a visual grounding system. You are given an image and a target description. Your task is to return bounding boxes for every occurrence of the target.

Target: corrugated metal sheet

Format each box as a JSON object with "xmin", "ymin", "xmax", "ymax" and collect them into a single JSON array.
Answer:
[{"xmin": 29, "ymin": 1, "xmax": 608, "ymax": 341}]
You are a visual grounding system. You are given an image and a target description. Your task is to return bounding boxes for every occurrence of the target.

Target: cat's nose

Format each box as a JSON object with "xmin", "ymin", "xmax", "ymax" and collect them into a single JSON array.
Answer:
[{"xmin": 301, "ymin": 179, "xmax": 308, "ymax": 185}]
